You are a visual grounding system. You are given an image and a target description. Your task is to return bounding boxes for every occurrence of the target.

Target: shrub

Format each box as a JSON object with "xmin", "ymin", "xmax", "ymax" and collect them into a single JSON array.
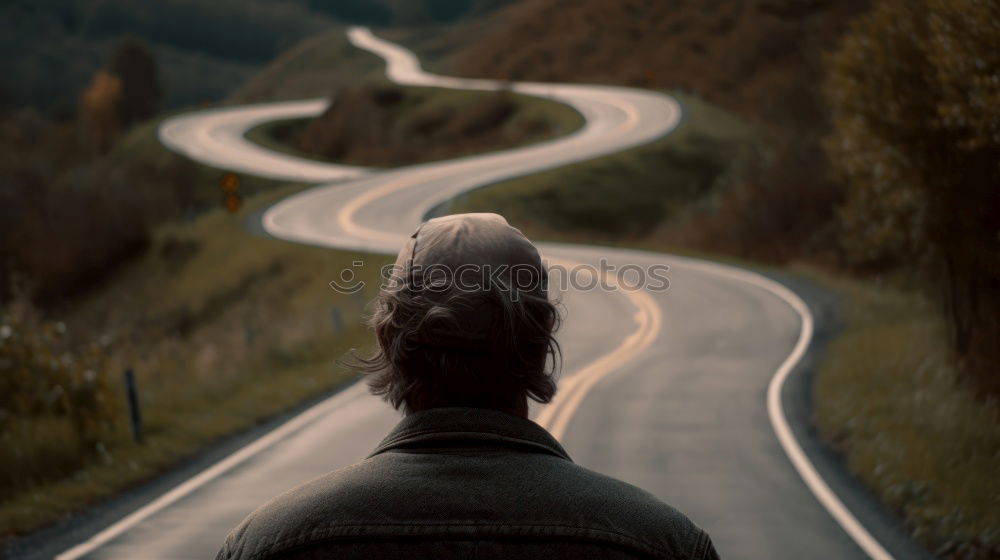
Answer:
[{"xmin": 0, "ymin": 303, "xmax": 117, "ymax": 500}]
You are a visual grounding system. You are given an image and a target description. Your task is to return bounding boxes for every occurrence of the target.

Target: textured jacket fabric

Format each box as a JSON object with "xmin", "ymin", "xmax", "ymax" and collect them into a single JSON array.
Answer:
[{"xmin": 216, "ymin": 407, "xmax": 719, "ymax": 560}]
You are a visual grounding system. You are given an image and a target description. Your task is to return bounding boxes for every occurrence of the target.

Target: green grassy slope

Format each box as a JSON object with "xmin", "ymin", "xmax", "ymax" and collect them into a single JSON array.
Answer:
[{"xmin": 442, "ymin": 92, "xmax": 755, "ymax": 240}]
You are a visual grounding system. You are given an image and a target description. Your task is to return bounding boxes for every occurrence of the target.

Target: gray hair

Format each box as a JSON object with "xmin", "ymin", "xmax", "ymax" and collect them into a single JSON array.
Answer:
[{"xmin": 351, "ymin": 272, "xmax": 562, "ymax": 414}]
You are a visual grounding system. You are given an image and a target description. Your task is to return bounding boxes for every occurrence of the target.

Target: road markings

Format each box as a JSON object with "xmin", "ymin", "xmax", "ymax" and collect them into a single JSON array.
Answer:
[
  {"xmin": 334, "ymin": 25, "xmax": 646, "ymax": 247},
  {"xmin": 534, "ymin": 256, "xmax": 661, "ymax": 440},
  {"xmin": 664, "ymin": 256, "xmax": 895, "ymax": 560},
  {"xmin": 536, "ymin": 248, "xmax": 898, "ymax": 559},
  {"xmin": 55, "ymin": 35, "xmax": 659, "ymax": 558},
  {"xmin": 60, "ymin": 25, "xmax": 894, "ymax": 560}
]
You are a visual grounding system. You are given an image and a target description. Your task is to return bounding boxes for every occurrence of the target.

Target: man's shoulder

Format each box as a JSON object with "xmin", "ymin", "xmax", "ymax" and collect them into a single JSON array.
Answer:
[
  {"xmin": 220, "ymin": 454, "xmax": 715, "ymax": 560},
  {"xmin": 551, "ymin": 461, "xmax": 716, "ymax": 559}
]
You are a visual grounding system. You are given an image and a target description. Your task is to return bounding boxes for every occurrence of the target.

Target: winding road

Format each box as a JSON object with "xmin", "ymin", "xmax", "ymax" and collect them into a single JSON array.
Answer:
[{"xmin": 55, "ymin": 27, "xmax": 919, "ymax": 560}]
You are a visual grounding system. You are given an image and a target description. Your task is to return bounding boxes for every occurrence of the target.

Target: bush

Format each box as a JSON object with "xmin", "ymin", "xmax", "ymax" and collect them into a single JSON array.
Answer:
[
  {"xmin": 675, "ymin": 135, "xmax": 844, "ymax": 263},
  {"xmin": 0, "ymin": 106, "xmax": 221, "ymax": 307},
  {"xmin": 0, "ymin": 302, "xmax": 117, "ymax": 500}
]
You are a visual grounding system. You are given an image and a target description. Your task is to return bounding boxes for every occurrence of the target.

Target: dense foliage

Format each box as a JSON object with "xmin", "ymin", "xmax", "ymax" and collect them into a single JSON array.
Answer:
[{"xmin": 825, "ymin": 0, "xmax": 1000, "ymax": 396}]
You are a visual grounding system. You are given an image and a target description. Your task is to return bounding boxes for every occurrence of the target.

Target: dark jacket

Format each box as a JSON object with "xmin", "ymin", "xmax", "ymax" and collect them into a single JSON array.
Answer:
[{"xmin": 217, "ymin": 407, "xmax": 718, "ymax": 560}]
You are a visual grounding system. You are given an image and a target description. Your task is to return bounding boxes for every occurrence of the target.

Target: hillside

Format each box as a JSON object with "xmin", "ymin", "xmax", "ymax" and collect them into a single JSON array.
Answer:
[
  {"xmin": 226, "ymin": 29, "xmax": 385, "ymax": 104},
  {"xmin": 386, "ymin": 0, "xmax": 871, "ymax": 265},
  {"xmin": 409, "ymin": 0, "xmax": 869, "ymax": 126}
]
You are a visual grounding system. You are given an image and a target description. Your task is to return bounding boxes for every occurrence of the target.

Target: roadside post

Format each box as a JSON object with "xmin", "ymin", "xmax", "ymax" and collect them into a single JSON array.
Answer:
[
  {"xmin": 123, "ymin": 368, "xmax": 143, "ymax": 444},
  {"xmin": 331, "ymin": 307, "xmax": 344, "ymax": 333}
]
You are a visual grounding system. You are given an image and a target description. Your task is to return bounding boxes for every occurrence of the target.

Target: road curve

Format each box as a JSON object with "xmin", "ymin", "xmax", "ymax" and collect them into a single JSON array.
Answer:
[{"xmin": 60, "ymin": 27, "xmax": 898, "ymax": 560}]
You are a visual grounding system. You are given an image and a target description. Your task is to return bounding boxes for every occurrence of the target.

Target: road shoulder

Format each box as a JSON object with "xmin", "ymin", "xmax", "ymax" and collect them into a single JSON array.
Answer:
[{"xmin": 764, "ymin": 269, "xmax": 935, "ymax": 560}]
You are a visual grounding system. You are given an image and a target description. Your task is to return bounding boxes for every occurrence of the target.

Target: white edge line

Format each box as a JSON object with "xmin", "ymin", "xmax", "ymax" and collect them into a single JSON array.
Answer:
[
  {"xmin": 676, "ymin": 258, "xmax": 894, "ymax": 560},
  {"xmin": 55, "ymin": 383, "xmax": 368, "ymax": 560},
  {"xmin": 762, "ymin": 278, "xmax": 894, "ymax": 560},
  {"xmin": 524, "ymin": 250, "xmax": 894, "ymax": 560}
]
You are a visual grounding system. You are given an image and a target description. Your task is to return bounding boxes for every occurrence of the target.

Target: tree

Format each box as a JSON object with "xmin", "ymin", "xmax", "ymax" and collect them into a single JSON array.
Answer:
[
  {"xmin": 79, "ymin": 70, "xmax": 122, "ymax": 153},
  {"xmin": 825, "ymin": 0, "xmax": 1000, "ymax": 395},
  {"xmin": 109, "ymin": 37, "xmax": 162, "ymax": 128}
]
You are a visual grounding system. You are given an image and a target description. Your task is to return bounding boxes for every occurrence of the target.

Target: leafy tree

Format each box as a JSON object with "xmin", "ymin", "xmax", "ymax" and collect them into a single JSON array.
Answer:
[
  {"xmin": 825, "ymin": 0, "xmax": 1000, "ymax": 395},
  {"xmin": 110, "ymin": 37, "xmax": 162, "ymax": 128},
  {"xmin": 79, "ymin": 70, "xmax": 122, "ymax": 153}
]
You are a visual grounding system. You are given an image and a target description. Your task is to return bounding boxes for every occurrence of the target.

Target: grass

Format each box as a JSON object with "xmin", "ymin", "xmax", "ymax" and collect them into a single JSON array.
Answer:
[
  {"xmin": 802, "ymin": 270, "xmax": 1000, "ymax": 559},
  {"xmin": 243, "ymin": 83, "xmax": 584, "ymax": 167},
  {"xmin": 439, "ymin": 91, "xmax": 756, "ymax": 239}
]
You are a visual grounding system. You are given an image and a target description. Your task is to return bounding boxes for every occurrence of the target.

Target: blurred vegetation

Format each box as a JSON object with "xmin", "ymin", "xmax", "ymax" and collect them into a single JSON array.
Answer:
[
  {"xmin": 226, "ymin": 29, "xmax": 386, "ymax": 104},
  {"xmin": 1, "ymin": 22, "xmax": 346, "ymax": 309},
  {"xmin": 807, "ymin": 269, "xmax": 1000, "ymax": 559},
  {"xmin": 301, "ymin": 0, "xmax": 514, "ymax": 26},
  {"xmin": 0, "ymin": 305, "xmax": 117, "ymax": 498},
  {"xmin": 248, "ymin": 82, "xmax": 582, "ymax": 167},
  {"xmin": 1, "ymin": 110, "xmax": 160, "ymax": 307},
  {"xmin": 0, "ymin": 184, "xmax": 389, "ymax": 538},
  {"xmin": 109, "ymin": 38, "xmax": 162, "ymax": 128},
  {"xmin": 0, "ymin": 105, "xmax": 284, "ymax": 307},
  {"xmin": 825, "ymin": 0, "xmax": 1000, "ymax": 399}
]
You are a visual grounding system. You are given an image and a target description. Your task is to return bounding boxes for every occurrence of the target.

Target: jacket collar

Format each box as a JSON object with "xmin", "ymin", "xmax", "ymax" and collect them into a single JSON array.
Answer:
[{"xmin": 368, "ymin": 407, "xmax": 572, "ymax": 461}]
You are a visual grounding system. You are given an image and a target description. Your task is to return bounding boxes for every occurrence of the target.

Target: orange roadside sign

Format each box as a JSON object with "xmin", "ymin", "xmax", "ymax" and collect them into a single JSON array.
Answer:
[
  {"xmin": 221, "ymin": 172, "xmax": 240, "ymax": 194},
  {"xmin": 224, "ymin": 193, "xmax": 242, "ymax": 213}
]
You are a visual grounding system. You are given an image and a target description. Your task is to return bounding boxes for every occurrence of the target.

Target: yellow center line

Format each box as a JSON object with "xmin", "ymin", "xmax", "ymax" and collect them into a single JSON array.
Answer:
[
  {"xmin": 535, "ymin": 256, "xmax": 663, "ymax": 440},
  {"xmin": 332, "ymin": 93, "xmax": 653, "ymax": 440}
]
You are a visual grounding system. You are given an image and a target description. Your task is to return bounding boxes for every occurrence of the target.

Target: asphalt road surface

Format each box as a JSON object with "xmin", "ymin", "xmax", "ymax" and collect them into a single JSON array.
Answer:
[{"xmin": 55, "ymin": 27, "xmax": 921, "ymax": 560}]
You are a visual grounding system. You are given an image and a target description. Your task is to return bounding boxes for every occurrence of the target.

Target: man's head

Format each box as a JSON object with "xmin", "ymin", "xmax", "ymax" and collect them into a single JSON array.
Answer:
[{"xmin": 359, "ymin": 213, "xmax": 561, "ymax": 416}]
